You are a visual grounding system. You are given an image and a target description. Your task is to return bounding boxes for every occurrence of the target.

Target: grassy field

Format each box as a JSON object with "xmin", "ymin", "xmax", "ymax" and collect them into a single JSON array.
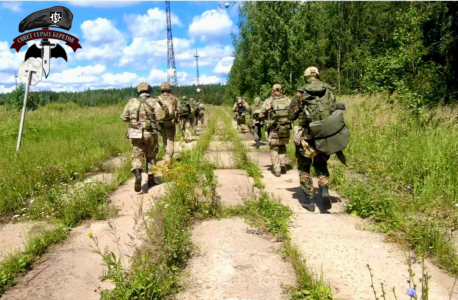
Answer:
[
  {"xmin": 0, "ymin": 103, "xmax": 131, "ymax": 220},
  {"xmin": 286, "ymin": 94, "xmax": 458, "ymax": 275}
]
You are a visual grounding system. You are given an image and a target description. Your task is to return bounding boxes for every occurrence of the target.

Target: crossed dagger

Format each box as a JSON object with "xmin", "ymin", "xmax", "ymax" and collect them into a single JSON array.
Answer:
[{"xmin": 24, "ymin": 27, "xmax": 67, "ymax": 78}]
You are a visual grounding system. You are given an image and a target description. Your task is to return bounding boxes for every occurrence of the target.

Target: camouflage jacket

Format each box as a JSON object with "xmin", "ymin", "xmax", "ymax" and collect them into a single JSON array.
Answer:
[
  {"xmin": 232, "ymin": 102, "xmax": 250, "ymax": 114},
  {"xmin": 259, "ymin": 95, "xmax": 291, "ymax": 121},
  {"xmin": 250, "ymin": 103, "xmax": 263, "ymax": 124},
  {"xmin": 157, "ymin": 92, "xmax": 178, "ymax": 120},
  {"xmin": 121, "ymin": 93, "xmax": 164, "ymax": 130}
]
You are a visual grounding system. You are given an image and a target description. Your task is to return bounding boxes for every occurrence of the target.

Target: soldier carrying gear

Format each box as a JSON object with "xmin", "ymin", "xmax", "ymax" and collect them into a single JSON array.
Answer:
[
  {"xmin": 121, "ymin": 82, "xmax": 168, "ymax": 192},
  {"xmin": 177, "ymin": 95, "xmax": 193, "ymax": 143},
  {"xmin": 250, "ymin": 97, "xmax": 264, "ymax": 149},
  {"xmin": 189, "ymin": 97, "xmax": 198, "ymax": 131},
  {"xmin": 158, "ymin": 82, "xmax": 178, "ymax": 163},
  {"xmin": 232, "ymin": 97, "xmax": 251, "ymax": 133},
  {"xmin": 288, "ymin": 66, "xmax": 350, "ymax": 212},
  {"xmin": 259, "ymin": 84, "xmax": 292, "ymax": 177},
  {"xmin": 196, "ymin": 99, "xmax": 206, "ymax": 130}
]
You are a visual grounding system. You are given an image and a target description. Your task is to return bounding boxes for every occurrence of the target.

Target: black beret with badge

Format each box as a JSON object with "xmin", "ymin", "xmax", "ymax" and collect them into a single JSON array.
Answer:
[{"xmin": 19, "ymin": 6, "xmax": 73, "ymax": 32}]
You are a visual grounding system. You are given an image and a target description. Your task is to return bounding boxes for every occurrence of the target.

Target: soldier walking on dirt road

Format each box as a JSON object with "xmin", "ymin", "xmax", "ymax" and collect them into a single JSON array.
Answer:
[
  {"xmin": 121, "ymin": 82, "xmax": 169, "ymax": 192},
  {"xmin": 249, "ymin": 97, "xmax": 264, "ymax": 149},
  {"xmin": 177, "ymin": 95, "xmax": 193, "ymax": 143},
  {"xmin": 259, "ymin": 84, "xmax": 292, "ymax": 177},
  {"xmin": 288, "ymin": 67, "xmax": 350, "ymax": 212},
  {"xmin": 158, "ymin": 82, "xmax": 178, "ymax": 163}
]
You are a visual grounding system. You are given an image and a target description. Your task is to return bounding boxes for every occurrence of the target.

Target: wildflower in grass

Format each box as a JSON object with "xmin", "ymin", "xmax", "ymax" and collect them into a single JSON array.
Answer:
[
  {"xmin": 169, "ymin": 275, "xmax": 173, "ymax": 279},
  {"xmin": 406, "ymin": 288, "xmax": 416, "ymax": 297},
  {"xmin": 12, "ymin": 214, "xmax": 20, "ymax": 219},
  {"xmin": 407, "ymin": 185, "xmax": 412, "ymax": 190},
  {"xmin": 30, "ymin": 199, "xmax": 35, "ymax": 204},
  {"xmin": 84, "ymin": 179, "xmax": 93, "ymax": 184},
  {"xmin": 87, "ymin": 231, "xmax": 93, "ymax": 238}
]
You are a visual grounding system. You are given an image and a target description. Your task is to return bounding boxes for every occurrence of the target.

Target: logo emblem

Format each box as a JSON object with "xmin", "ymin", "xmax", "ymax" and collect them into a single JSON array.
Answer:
[
  {"xmin": 50, "ymin": 12, "xmax": 62, "ymax": 24},
  {"xmin": 10, "ymin": 6, "xmax": 82, "ymax": 79}
]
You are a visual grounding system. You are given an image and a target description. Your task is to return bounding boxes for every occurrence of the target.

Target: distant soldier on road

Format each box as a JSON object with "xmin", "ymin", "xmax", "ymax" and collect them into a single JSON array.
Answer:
[
  {"xmin": 249, "ymin": 97, "xmax": 264, "ymax": 149},
  {"xmin": 233, "ymin": 97, "xmax": 250, "ymax": 133},
  {"xmin": 158, "ymin": 82, "xmax": 178, "ymax": 163},
  {"xmin": 121, "ymin": 82, "xmax": 168, "ymax": 192},
  {"xmin": 259, "ymin": 84, "xmax": 292, "ymax": 177},
  {"xmin": 288, "ymin": 67, "xmax": 350, "ymax": 212},
  {"xmin": 189, "ymin": 97, "xmax": 198, "ymax": 131},
  {"xmin": 196, "ymin": 99, "xmax": 206, "ymax": 130},
  {"xmin": 177, "ymin": 95, "xmax": 193, "ymax": 143}
]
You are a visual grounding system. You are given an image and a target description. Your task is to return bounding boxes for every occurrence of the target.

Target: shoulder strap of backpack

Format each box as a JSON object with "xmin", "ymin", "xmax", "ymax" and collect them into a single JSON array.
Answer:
[{"xmin": 137, "ymin": 98, "xmax": 156, "ymax": 122}]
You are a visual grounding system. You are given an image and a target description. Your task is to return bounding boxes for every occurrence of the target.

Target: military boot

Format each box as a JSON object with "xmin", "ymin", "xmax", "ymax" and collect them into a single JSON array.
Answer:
[
  {"xmin": 321, "ymin": 185, "xmax": 332, "ymax": 210},
  {"xmin": 301, "ymin": 194, "xmax": 315, "ymax": 212},
  {"xmin": 281, "ymin": 164, "xmax": 287, "ymax": 174},
  {"xmin": 148, "ymin": 174, "xmax": 157, "ymax": 187},
  {"xmin": 273, "ymin": 166, "xmax": 281, "ymax": 177},
  {"xmin": 134, "ymin": 169, "xmax": 142, "ymax": 192},
  {"xmin": 255, "ymin": 139, "xmax": 260, "ymax": 149}
]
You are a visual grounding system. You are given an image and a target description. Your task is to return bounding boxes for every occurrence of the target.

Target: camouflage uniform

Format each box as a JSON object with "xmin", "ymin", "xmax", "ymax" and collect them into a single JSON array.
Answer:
[
  {"xmin": 189, "ymin": 98, "xmax": 198, "ymax": 131},
  {"xmin": 196, "ymin": 100, "xmax": 206, "ymax": 129},
  {"xmin": 121, "ymin": 82, "xmax": 165, "ymax": 191},
  {"xmin": 158, "ymin": 83, "xmax": 178, "ymax": 162},
  {"xmin": 250, "ymin": 97, "xmax": 264, "ymax": 148},
  {"xmin": 259, "ymin": 84, "xmax": 292, "ymax": 176},
  {"xmin": 177, "ymin": 96, "xmax": 193, "ymax": 143},
  {"xmin": 233, "ymin": 98, "xmax": 251, "ymax": 133},
  {"xmin": 288, "ymin": 67, "xmax": 336, "ymax": 211}
]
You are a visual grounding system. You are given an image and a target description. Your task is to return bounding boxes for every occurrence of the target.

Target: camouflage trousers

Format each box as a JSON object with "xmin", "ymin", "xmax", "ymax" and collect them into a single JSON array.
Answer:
[
  {"xmin": 179, "ymin": 117, "xmax": 192, "ymax": 141},
  {"xmin": 197, "ymin": 113, "xmax": 204, "ymax": 129},
  {"xmin": 131, "ymin": 131, "xmax": 159, "ymax": 174},
  {"xmin": 237, "ymin": 116, "xmax": 249, "ymax": 133},
  {"xmin": 252, "ymin": 123, "xmax": 262, "ymax": 141},
  {"xmin": 160, "ymin": 119, "xmax": 176, "ymax": 161},
  {"xmin": 295, "ymin": 144, "xmax": 330, "ymax": 198},
  {"xmin": 269, "ymin": 143, "xmax": 287, "ymax": 175}
]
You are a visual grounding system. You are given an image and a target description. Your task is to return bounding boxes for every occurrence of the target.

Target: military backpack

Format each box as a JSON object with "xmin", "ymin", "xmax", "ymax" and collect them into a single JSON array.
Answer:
[
  {"xmin": 157, "ymin": 95, "xmax": 175, "ymax": 120},
  {"xmin": 270, "ymin": 96, "xmax": 290, "ymax": 124},
  {"xmin": 303, "ymin": 81, "xmax": 336, "ymax": 122},
  {"xmin": 180, "ymin": 100, "xmax": 191, "ymax": 116}
]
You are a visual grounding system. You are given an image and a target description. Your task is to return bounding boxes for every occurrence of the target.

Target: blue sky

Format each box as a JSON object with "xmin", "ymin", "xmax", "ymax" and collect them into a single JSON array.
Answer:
[{"xmin": 0, "ymin": 0, "xmax": 241, "ymax": 92}]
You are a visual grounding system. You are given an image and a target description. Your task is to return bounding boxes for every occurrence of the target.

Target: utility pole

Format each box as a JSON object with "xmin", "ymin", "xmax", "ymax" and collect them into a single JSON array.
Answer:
[
  {"xmin": 165, "ymin": 1, "xmax": 179, "ymax": 96},
  {"xmin": 194, "ymin": 48, "xmax": 200, "ymax": 87}
]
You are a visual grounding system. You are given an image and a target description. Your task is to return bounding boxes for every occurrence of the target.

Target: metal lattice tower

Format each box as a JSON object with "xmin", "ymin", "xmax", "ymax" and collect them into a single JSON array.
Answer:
[
  {"xmin": 166, "ymin": 1, "xmax": 179, "ymax": 96},
  {"xmin": 14, "ymin": 72, "xmax": 18, "ymax": 87},
  {"xmin": 194, "ymin": 48, "xmax": 200, "ymax": 87}
]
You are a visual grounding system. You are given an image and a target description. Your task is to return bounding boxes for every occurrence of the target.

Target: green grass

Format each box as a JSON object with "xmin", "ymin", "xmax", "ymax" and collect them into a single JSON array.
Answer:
[
  {"xmin": 0, "ymin": 104, "xmax": 131, "ymax": 219},
  {"xmin": 299, "ymin": 94, "xmax": 458, "ymax": 275}
]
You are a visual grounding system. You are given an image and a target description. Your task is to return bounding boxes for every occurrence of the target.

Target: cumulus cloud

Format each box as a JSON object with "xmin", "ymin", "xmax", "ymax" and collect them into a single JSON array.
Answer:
[
  {"xmin": 121, "ymin": 37, "xmax": 192, "ymax": 69},
  {"xmin": 67, "ymin": 1, "xmax": 141, "ymax": 8},
  {"xmin": 176, "ymin": 44, "xmax": 234, "ymax": 69},
  {"xmin": 124, "ymin": 8, "xmax": 182, "ymax": 39},
  {"xmin": 2, "ymin": 2, "xmax": 22, "ymax": 12},
  {"xmin": 76, "ymin": 18, "xmax": 126, "ymax": 64},
  {"xmin": 214, "ymin": 56, "xmax": 234, "ymax": 75},
  {"xmin": 188, "ymin": 9, "xmax": 234, "ymax": 43}
]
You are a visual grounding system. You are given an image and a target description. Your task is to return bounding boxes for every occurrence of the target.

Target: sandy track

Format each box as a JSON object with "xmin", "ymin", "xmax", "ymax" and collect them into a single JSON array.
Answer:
[{"xmin": 248, "ymin": 150, "xmax": 458, "ymax": 300}]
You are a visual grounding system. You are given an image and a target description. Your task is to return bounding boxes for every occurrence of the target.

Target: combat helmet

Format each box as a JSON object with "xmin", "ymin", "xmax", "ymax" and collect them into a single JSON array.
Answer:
[
  {"xmin": 160, "ymin": 82, "xmax": 171, "ymax": 92},
  {"xmin": 137, "ymin": 82, "xmax": 152, "ymax": 94},
  {"xmin": 304, "ymin": 67, "xmax": 319, "ymax": 79},
  {"xmin": 181, "ymin": 95, "xmax": 188, "ymax": 100},
  {"xmin": 254, "ymin": 97, "xmax": 261, "ymax": 105}
]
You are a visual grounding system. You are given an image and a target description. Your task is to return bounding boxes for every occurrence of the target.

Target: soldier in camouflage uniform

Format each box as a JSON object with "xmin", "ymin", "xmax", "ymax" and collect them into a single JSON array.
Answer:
[
  {"xmin": 158, "ymin": 82, "xmax": 178, "ymax": 163},
  {"xmin": 233, "ymin": 97, "xmax": 250, "ymax": 133},
  {"xmin": 121, "ymin": 82, "xmax": 167, "ymax": 192},
  {"xmin": 259, "ymin": 84, "xmax": 292, "ymax": 177},
  {"xmin": 189, "ymin": 97, "xmax": 198, "ymax": 131},
  {"xmin": 249, "ymin": 97, "xmax": 264, "ymax": 149},
  {"xmin": 287, "ymin": 67, "xmax": 336, "ymax": 211},
  {"xmin": 177, "ymin": 95, "xmax": 193, "ymax": 143},
  {"xmin": 196, "ymin": 99, "xmax": 206, "ymax": 130}
]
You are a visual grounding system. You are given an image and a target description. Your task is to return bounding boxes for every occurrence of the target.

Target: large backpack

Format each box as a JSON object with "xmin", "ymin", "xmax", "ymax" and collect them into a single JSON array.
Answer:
[
  {"xmin": 303, "ymin": 81, "xmax": 336, "ymax": 122},
  {"xmin": 158, "ymin": 95, "xmax": 176, "ymax": 120},
  {"xmin": 271, "ymin": 96, "xmax": 290, "ymax": 124},
  {"xmin": 180, "ymin": 100, "xmax": 191, "ymax": 116}
]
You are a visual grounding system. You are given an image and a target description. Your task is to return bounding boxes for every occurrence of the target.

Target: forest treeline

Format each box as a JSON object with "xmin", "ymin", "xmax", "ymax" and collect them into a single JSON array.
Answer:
[
  {"xmin": 226, "ymin": 1, "xmax": 458, "ymax": 108},
  {"xmin": 0, "ymin": 83, "xmax": 227, "ymax": 111}
]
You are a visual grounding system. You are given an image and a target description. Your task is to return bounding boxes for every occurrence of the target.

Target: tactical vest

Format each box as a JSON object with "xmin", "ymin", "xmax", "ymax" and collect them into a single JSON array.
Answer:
[
  {"xmin": 251, "ymin": 104, "xmax": 262, "ymax": 119},
  {"xmin": 237, "ymin": 103, "xmax": 246, "ymax": 114},
  {"xmin": 158, "ymin": 94, "xmax": 176, "ymax": 120},
  {"xmin": 270, "ymin": 96, "xmax": 290, "ymax": 124},
  {"xmin": 135, "ymin": 97, "xmax": 163, "ymax": 131},
  {"xmin": 180, "ymin": 100, "xmax": 191, "ymax": 116}
]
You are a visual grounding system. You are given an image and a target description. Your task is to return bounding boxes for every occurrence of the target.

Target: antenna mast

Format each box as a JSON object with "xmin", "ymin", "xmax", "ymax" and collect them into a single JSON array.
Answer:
[
  {"xmin": 194, "ymin": 48, "xmax": 200, "ymax": 87},
  {"xmin": 166, "ymin": 1, "xmax": 179, "ymax": 96}
]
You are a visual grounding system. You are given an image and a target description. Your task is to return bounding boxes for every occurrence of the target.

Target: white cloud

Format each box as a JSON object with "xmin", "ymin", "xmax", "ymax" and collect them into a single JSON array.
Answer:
[
  {"xmin": 76, "ymin": 18, "xmax": 126, "ymax": 64},
  {"xmin": 2, "ymin": 2, "xmax": 22, "ymax": 12},
  {"xmin": 176, "ymin": 44, "xmax": 234, "ymax": 69},
  {"xmin": 188, "ymin": 9, "xmax": 234, "ymax": 43},
  {"xmin": 121, "ymin": 37, "xmax": 192, "ymax": 69},
  {"xmin": 124, "ymin": 8, "xmax": 182, "ymax": 39},
  {"xmin": 0, "ymin": 85, "xmax": 15, "ymax": 93},
  {"xmin": 199, "ymin": 75, "xmax": 225, "ymax": 85},
  {"xmin": 67, "ymin": 1, "xmax": 141, "ymax": 8},
  {"xmin": 214, "ymin": 56, "xmax": 234, "ymax": 74}
]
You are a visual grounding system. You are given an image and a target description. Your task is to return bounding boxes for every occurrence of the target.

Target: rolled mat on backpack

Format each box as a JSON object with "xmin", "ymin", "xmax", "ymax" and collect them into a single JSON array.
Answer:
[{"xmin": 308, "ymin": 110, "xmax": 350, "ymax": 155}]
